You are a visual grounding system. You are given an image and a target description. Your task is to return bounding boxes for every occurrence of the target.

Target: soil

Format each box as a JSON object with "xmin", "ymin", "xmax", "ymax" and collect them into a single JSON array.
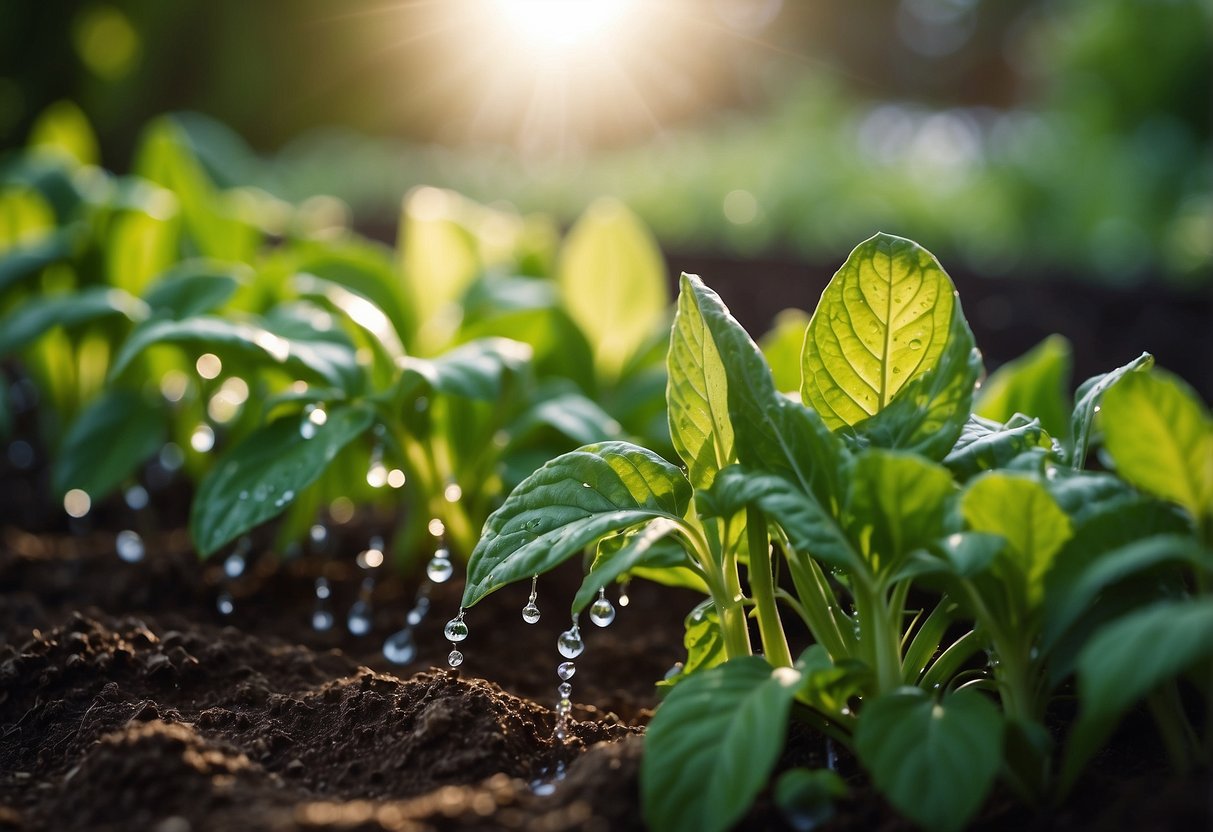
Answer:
[{"xmin": 2, "ymin": 526, "xmax": 1210, "ymax": 832}]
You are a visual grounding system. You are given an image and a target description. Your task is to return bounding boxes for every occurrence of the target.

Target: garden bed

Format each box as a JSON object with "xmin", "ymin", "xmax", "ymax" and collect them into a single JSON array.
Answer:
[{"xmin": 1, "ymin": 530, "xmax": 1208, "ymax": 831}]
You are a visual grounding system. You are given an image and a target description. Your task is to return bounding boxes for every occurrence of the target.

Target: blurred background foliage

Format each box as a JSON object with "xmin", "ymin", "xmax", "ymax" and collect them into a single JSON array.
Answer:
[{"xmin": 0, "ymin": 0, "xmax": 1210, "ymax": 284}]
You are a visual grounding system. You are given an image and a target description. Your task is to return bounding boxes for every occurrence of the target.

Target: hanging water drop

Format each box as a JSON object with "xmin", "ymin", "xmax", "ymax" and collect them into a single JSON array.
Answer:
[
  {"xmin": 224, "ymin": 552, "xmax": 246, "ymax": 579},
  {"xmin": 557, "ymin": 622, "xmax": 584, "ymax": 659},
  {"xmin": 124, "ymin": 485, "xmax": 149, "ymax": 511},
  {"xmin": 311, "ymin": 577, "xmax": 334, "ymax": 631},
  {"xmin": 447, "ymin": 649, "xmax": 464, "ymax": 667},
  {"xmin": 557, "ymin": 661, "xmax": 576, "ymax": 680},
  {"xmin": 366, "ymin": 444, "xmax": 388, "ymax": 488},
  {"xmin": 347, "ymin": 576, "xmax": 375, "ymax": 636},
  {"xmin": 356, "ymin": 537, "xmax": 385, "ymax": 570},
  {"xmin": 617, "ymin": 579, "xmax": 630, "ymax": 608},
  {"xmin": 558, "ymin": 682, "xmax": 572, "ymax": 698},
  {"xmin": 522, "ymin": 575, "xmax": 541, "ymax": 624},
  {"xmin": 383, "ymin": 627, "xmax": 417, "ymax": 665},
  {"xmin": 426, "ymin": 544, "xmax": 453, "ymax": 583},
  {"xmin": 589, "ymin": 587, "xmax": 616, "ymax": 627},
  {"xmin": 407, "ymin": 593, "xmax": 431, "ymax": 626},
  {"xmin": 216, "ymin": 590, "xmax": 234, "ymax": 616},
  {"xmin": 444, "ymin": 613, "xmax": 469, "ymax": 642},
  {"xmin": 115, "ymin": 530, "xmax": 145, "ymax": 563}
]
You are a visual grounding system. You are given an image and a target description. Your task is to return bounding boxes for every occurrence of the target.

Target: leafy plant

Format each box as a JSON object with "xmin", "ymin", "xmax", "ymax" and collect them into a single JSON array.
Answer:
[{"xmin": 463, "ymin": 232, "xmax": 1212, "ymax": 831}]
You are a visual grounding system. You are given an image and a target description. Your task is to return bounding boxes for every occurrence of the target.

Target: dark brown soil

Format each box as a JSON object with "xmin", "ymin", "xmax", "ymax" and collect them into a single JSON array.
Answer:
[{"xmin": 1, "ymin": 529, "xmax": 1210, "ymax": 831}]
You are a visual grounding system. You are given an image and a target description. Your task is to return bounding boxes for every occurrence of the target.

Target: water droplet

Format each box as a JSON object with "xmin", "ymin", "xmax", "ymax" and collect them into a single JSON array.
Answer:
[
  {"xmin": 238, "ymin": 490, "xmax": 249, "ymax": 501},
  {"xmin": 444, "ymin": 616, "xmax": 469, "ymax": 642},
  {"xmin": 558, "ymin": 682, "xmax": 572, "ymax": 698},
  {"xmin": 124, "ymin": 485, "xmax": 149, "ymax": 511},
  {"xmin": 909, "ymin": 338, "xmax": 923, "ymax": 351},
  {"xmin": 216, "ymin": 591, "xmax": 234, "ymax": 616},
  {"xmin": 444, "ymin": 482, "xmax": 462, "ymax": 502},
  {"xmin": 426, "ymin": 549, "xmax": 453, "ymax": 583},
  {"xmin": 115, "ymin": 530, "xmax": 144, "ymax": 563},
  {"xmin": 190, "ymin": 423, "xmax": 215, "ymax": 453},
  {"xmin": 357, "ymin": 540, "xmax": 385, "ymax": 570},
  {"xmin": 664, "ymin": 662, "xmax": 684, "ymax": 681},
  {"xmin": 589, "ymin": 590, "xmax": 616, "ymax": 627},
  {"xmin": 347, "ymin": 600, "xmax": 373, "ymax": 636},
  {"xmin": 556, "ymin": 697, "xmax": 572, "ymax": 715},
  {"xmin": 311, "ymin": 610, "xmax": 334, "ymax": 631},
  {"xmin": 581, "ymin": 482, "xmax": 592, "ymax": 488},
  {"xmin": 557, "ymin": 625, "xmax": 584, "ymax": 659},
  {"xmin": 522, "ymin": 575, "xmax": 541, "ymax": 623},
  {"xmin": 299, "ymin": 420, "xmax": 317, "ymax": 439},
  {"xmin": 447, "ymin": 649, "xmax": 464, "ymax": 667},
  {"xmin": 315, "ymin": 577, "xmax": 331, "ymax": 600},
  {"xmin": 281, "ymin": 489, "xmax": 295, "ymax": 503},
  {"xmin": 618, "ymin": 580, "xmax": 630, "ymax": 607},
  {"xmin": 557, "ymin": 661, "xmax": 576, "ymax": 680},
  {"xmin": 223, "ymin": 552, "xmax": 246, "ymax": 578},
  {"xmin": 383, "ymin": 628, "xmax": 417, "ymax": 664}
]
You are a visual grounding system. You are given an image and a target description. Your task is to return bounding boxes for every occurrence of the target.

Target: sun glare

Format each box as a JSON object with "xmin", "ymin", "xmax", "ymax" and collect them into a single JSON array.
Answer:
[{"xmin": 492, "ymin": 0, "xmax": 636, "ymax": 49}]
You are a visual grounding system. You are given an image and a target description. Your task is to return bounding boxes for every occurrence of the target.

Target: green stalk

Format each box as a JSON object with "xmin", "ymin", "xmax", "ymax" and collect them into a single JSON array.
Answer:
[
  {"xmin": 747, "ymin": 506, "xmax": 793, "ymax": 668},
  {"xmin": 684, "ymin": 524, "xmax": 751, "ymax": 660},
  {"xmin": 854, "ymin": 576, "xmax": 902, "ymax": 695}
]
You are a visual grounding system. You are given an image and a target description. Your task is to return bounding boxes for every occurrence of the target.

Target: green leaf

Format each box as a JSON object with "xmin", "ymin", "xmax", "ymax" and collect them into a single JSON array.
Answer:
[
  {"xmin": 0, "ymin": 287, "xmax": 148, "ymax": 356},
  {"xmin": 845, "ymin": 449, "xmax": 954, "ymax": 577},
  {"xmin": 28, "ymin": 100, "xmax": 99, "ymax": 167},
  {"xmin": 961, "ymin": 473, "xmax": 1073, "ymax": 604},
  {"xmin": 190, "ymin": 404, "xmax": 374, "ymax": 556},
  {"xmin": 51, "ymin": 388, "xmax": 167, "ymax": 499},
  {"xmin": 0, "ymin": 225, "xmax": 78, "ymax": 295},
  {"xmin": 642, "ymin": 656, "xmax": 802, "ymax": 832},
  {"xmin": 802, "ymin": 233, "xmax": 960, "ymax": 427},
  {"xmin": 659, "ymin": 601, "xmax": 727, "ymax": 689},
  {"xmin": 1067, "ymin": 352, "xmax": 1153, "ymax": 470},
  {"xmin": 141, "ymin": 261, "xmax": 243, "ymax": 320},
  {"xmin": 855, "ymin": 688, "xmax": 1003, "ymax": 832},
  {"xmin": 944, "ymin": 415, "xmax": 1050, "ymax": 480},
  {"xmin": 574, "ymin": 518, "xmax": 682, "ymax": 613},
  {"xmin": 110, "ymin": 315, "xmax": 359, "ymax": 391},
  {"xmin": 559, "ymin": 198, "xmax": 667, "ymax": 380},
  {"xmin": 760, "ymin": 309, "xmax": 810, "ymax": 394},
  {"xmin": 462, "ymin": 441, "xmax": 691, "ymax": 606},
  {"xmin": 1064, "ymin": 598, "xmax": 1213, "ymax": 789},
  {"xmin": 686, "ymin": 274, "xmax": 846, "ymax": 509},
  {"xmin": 398, "ymin": 337, "xmax": 532, "ymax": 401},
  {"xmin": 704, "ymin": 466, "xmax": 864, "ymax": 574},
  {"xmin": 506, "ymin": 390, "xmax": 622, "ymax": 448},
  {"xmin": 1100, "ymin": 370, "xmax": 1213, "ymax": 522},
  {"xmin": 850, "ymin": 296, "xmax": 982, "ymax": 460},
  {"xmin": 1043, "ymin": 532, "xmax": 1208, "ymax": 653},
  {"xmin": 976, "ymin": 335, "xmax": 1072, "ymax": 440},
  {"xmin": 668, "ymin": 272, "xmax": 735, "ymax": 489}
]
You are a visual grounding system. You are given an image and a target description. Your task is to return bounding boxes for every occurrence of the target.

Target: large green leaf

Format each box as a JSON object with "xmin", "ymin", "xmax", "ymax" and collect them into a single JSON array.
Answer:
[
  {"xmin": 190, "ymin": 404, "xmax": 374, "ymax": 556},
  {"xmin": 686, "ymin": 274, "xmax": 846, "ymax": 509},
  {"xmin": 1100, "ymin": 370, "xmax": 1213, "ymax": 523},
  {"xmin": 110, "ymin": 315, "xmax": 359, "ymax": 391},
  {"xmin": 976, "ymin": 335, "xmax": 1072, "ymax": 439},
  {"xmin": 51, "ymin": 388, "xmax": 167, "ymax": 499},
  {"xmin": 1064, "ymin": 598, "xmax": 1213, "ymax": 789},
  {"xmin": 0, "ymin": 226, "xmax": 78, "ymax": 295},
  {"xmin": 961, "ymin": 473, "xmax": 1073, "ymax": 605},
  {"xmin": 141, "ymin": 260, "xmax": 243, "ymax": 320},
  {"xmin": 642, "ymin": 656, "xmax": 803, "ymax": 832},
  {"xmin": 668, "ymin": 272, "xmax": 734, "ymax": 489},
  {"xmin": 505, "ymin": 390, "xmax": 621, "ymax": 448},
  {"xmin": 0, "ymin": 287, "xmax": 148, "ymax": 356},
  {"xmin": 558, "ymin": 199, "xmax": 667, "ymax": 380},
  {"xmin": 801, "ymin": 233, "xmax": 958, "ymax": 428},
  {"xmin": 855, "ymin": 688, "xmax": 1003, "ymax": 832},
  {"xmin": 462, "ymin": 441, "xmax": 692, "ymax": 606},
  {"xmin": 850, "ymin": 297, "xmax": 982, "ymax": 460},
  {"xmin": 845, "ymin": 450, "xmax": 954, "ymax": 577},
  {"xmin": 1066, "ymin": 352, "xmax": 1153, "ymax": 470}
]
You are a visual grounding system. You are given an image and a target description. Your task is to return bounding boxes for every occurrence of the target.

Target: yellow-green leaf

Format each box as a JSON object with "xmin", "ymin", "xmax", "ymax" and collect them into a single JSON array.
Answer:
[
  {"xmin": 558, "ymin": 198, "xmax": 667, "ymax": 381},
  {"xmin": 802, "ymin": 233, "xmax": 955, "ymax": 429},
  {"xmin": 1101, "ymin": 371, "xmax": 1213, "ymax": 523}
]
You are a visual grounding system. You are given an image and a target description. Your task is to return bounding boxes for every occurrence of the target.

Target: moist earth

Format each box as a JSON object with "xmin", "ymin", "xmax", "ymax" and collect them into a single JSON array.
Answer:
[{"xmin": 1, "ymin": 529, "xmax": 1209, "ymax": 831}]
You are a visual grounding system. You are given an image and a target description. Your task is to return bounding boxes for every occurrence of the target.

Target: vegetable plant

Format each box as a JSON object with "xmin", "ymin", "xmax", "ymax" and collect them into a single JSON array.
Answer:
[{"xmin": 462, "ymin": 232, "xmax": 1212, "ymax": 831}]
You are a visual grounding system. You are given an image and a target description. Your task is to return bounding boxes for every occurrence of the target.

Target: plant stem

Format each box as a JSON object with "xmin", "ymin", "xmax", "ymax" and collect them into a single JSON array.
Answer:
[
  {"xmin": 684, "ymin": 524, "xmax": 751, "ymax": 660},
  {"xmin": 747, "ymin": 506, "xmax": 793, "ymax": 668},
  {"xmin": 854, "ymin": 577, "xmax": 901, "ymax": 695}
]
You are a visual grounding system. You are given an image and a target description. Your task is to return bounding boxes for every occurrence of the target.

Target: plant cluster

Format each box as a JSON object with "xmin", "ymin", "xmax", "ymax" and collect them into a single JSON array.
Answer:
[
  {"xmin": 0, "ymin": 104, "xmax": 672, "ymax": 563},
  {"xmin": 463, "ymin": 233, "xmax": 1212, "ymax": 831}
]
